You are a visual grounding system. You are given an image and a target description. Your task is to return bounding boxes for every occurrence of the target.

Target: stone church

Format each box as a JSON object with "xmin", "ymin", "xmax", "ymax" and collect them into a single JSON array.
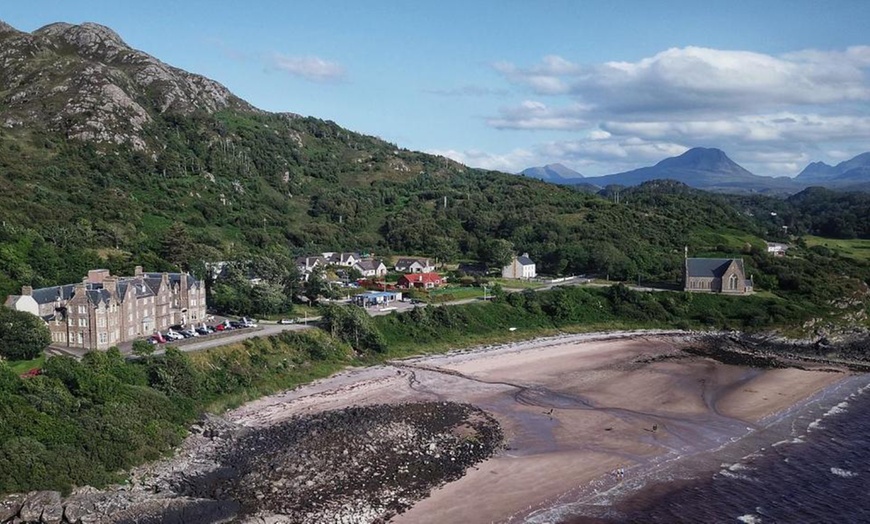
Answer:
[{"xmin": 683, "ymin": 257, "xmax": 752, "ymax": 294}]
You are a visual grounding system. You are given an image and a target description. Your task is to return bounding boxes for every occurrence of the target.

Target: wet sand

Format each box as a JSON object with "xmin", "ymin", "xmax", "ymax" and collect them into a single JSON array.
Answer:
[{"xmin": 228, "ymin": 331, "xmax": 847, "ymax": 524}]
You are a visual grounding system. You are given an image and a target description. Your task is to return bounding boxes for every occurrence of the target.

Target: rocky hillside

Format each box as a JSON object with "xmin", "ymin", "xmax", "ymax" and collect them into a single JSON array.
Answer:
[{"xmin": 0, "ymin": 21, "xmax": 254, "ymax": 150}]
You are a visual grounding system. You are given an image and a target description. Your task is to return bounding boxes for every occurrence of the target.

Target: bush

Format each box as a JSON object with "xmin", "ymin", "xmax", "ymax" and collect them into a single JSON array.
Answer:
[{"xmin": 0, "ymin": 308, "xmax": 51, "ymax": 360}]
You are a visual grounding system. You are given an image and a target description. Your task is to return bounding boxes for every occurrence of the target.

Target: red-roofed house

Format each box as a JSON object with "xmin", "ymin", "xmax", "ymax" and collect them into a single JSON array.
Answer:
[{"xmin": 397, "ymin": 272, "xmax": 444, "ymax": 289}]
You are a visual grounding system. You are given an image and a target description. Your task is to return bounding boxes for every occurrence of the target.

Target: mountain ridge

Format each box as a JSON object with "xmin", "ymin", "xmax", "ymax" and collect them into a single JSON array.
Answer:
[
  {"xmin": 0, "ymin": 20, "xmax": 255, "ymax": 150},
  {"xmin": 578, "ymin": 147, "xmax": 798, "ymax": 193},
  {"xmin": 520, "ymin": 163, "xmax": 584, "ymax": 184}
]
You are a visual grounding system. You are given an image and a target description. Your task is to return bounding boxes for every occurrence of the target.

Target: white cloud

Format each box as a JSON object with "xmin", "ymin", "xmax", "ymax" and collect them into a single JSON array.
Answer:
[
  {"xmin": 495, "ymin": 46, "xmax": 870, "ymax": 115},
  {"xmin": 601, "ymin": 113, "xmax": 870, "ymax": 144},
  {"xmin": 271, "ymin": 53, "xmax": 346, "ymax": 83},
  {"xmin": 482, "ymin": 45, "xmax": 870, "ymax": 177},
  {"xmin": 487, "ymin": 100, "xmax": 590, "ymax": 130},
  {"xmin": 427, "ymin": 147, "xmax": 535, "ymax": 173}
]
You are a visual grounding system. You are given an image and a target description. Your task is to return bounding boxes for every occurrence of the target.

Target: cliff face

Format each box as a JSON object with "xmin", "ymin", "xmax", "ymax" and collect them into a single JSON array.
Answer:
[{"xmin": 0, "ymin": 21, "xmax": 256, "ymax": 150}]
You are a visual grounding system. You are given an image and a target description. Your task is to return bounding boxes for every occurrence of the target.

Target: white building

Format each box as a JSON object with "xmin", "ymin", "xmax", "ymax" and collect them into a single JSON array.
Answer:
[{"xmin": 502, "ymin": 253, "xmax": 536, "ymax": 279}]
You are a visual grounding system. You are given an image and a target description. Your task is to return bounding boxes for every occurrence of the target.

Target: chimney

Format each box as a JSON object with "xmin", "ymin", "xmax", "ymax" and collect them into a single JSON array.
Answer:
[
  {"xmin": 21, "ymin": 285, "xmax": 33, "ymax": 296},
  {"xmin": 87, "ymin": 269, "xmax": 110, "ymax": 284},
  {"xmin": 134, "ymin": 265, "xmax": 144, "ymax": 276},
  {"xmin": 103, "ymin": 276, "xmax": 118, "ymax": 294}
]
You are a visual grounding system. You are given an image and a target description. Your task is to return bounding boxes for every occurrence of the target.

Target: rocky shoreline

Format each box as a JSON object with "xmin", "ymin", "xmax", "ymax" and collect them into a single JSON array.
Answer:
[
  {"xmin": 0, "ymin": 402, "xmax": 503, "ymax": 524},
  {"xmin": 687, "ymin": 332, "xmax": 870, "ymax": 372},
  {"xmin": 5, "ymin": 329, "xmax": 870, "ymax": 524}
]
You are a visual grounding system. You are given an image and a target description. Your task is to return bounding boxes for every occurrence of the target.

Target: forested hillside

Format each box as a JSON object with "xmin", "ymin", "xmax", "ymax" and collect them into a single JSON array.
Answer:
[{"xmin": 0, "ymin": 21, "xmax": 868, "ymax": 316}]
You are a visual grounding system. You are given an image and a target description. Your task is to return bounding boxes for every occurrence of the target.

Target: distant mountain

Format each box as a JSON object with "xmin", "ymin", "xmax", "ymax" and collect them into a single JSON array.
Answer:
[
  {"xmin": 520, "ymin": 163, "xmax": 584, "ymax": 184},
  {"xmin": 796, "ymin": 152, "xmax": 870, "ymax": 187},
  {"xmin": 581, "ymin": 148, "xmax": 798, "ymax": 194}
]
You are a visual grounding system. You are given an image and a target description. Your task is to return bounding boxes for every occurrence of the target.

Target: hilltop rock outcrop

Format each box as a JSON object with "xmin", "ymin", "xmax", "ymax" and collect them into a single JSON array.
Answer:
[{"xmin": 0, "ymin": 20, "xmax": 256, "ymax": 150}]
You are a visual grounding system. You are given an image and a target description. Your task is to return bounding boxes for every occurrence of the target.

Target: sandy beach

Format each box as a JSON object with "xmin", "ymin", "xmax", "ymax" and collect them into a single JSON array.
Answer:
[{"xmin": 227, "ymin": 330, "xmax": 848, "ymax": 523}]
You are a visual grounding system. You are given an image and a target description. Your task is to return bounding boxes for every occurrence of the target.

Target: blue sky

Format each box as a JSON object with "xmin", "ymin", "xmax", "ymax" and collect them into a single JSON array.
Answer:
[{"xmin": 4, "ymin": 1, "xmax": 870, "ymax": 176}]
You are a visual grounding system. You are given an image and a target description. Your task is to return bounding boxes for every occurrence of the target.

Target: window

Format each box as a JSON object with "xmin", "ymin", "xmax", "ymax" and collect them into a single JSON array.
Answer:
[
  {"xmin": 729, "ymin": 274, "xmax": 739, "ymax": 291},
  {"xmin": 78, "ymin": 305, "xmax": 86, "ymax": 314},
  {"xmin": 77, "ymin": 332, "xmax": 83, "ymax": 345},
  {"xmin": 98, "ymin": 317, "xmax": 106, "ymax": 327},
  {"xmin": 78, "ymin": 318, "xmax": 87, "ymax": 327},
  {"xmin": 99, "ymin": 333, "xmax": 107, "ymax": 344}
]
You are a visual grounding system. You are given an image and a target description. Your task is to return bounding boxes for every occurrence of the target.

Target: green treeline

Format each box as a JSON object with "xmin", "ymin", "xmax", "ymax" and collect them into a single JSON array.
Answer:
[
  {"xmin": 374, "ymin": 284, "xmax": 819, "ymax": 354},
  {"xmin": 0, "ymin": 331, "xmax": 351, "ymax": 495},
  {"xmin": 2, "ymin": 112, "xmax": 870, "ymax": 302}
]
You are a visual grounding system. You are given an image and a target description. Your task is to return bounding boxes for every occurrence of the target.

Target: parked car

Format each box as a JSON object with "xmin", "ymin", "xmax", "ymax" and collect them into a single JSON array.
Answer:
[
  {"xmin": 229, "ymin": 321, "xmax": 243, "ymax": 329},
  {"xmin": 241, "ymin": 317, "xmax": 258, "ymax": 328},
  {"xmin": 195, "ymin": 326, "xmax": 210, "ymax": 336},
  {"xmin": 278, "ymin": 318, "xmax": 294, "ymax": 325},
  {"xmin": 165, "ymin": 331, "xmax": 184, "ymax": 341},
  {"xmin": 180, "ymin": 329, "xmax": 199, "ymax": 338}
]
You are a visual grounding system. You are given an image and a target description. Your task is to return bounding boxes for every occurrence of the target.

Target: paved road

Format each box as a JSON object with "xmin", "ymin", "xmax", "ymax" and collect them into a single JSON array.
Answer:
[{"xmin": 166, "ymin": 322, "xmax": 315, "ymax": 353}]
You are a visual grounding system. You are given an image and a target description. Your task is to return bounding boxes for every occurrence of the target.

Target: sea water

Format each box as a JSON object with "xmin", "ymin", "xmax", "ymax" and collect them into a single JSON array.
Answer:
[{"xmin": 541, "ymin": 373, "xmax": 870, "ymax": 524}]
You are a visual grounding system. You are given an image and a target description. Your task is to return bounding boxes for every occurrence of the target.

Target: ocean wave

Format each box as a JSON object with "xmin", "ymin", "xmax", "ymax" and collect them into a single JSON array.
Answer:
[
  {"xmin": 824, "ymin": 401, "xmax": 849, "ymax": 417},
  {"xmin": 830, "ymin": 467, "xmax": 858, "ymax": 478},
  {"xmin": 737, "ymin": 513, "xmax": 762, "ymax": 523},
  {"xmin": 808, "ymin": 418, "xmax": 824, "ymax": 431},
  {"xmin": 718, "ymin": 469, "xmax": 756, "ymax": 482}
]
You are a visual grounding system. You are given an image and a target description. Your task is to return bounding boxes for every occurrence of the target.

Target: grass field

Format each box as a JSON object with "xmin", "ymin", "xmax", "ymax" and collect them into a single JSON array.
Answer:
[
  {"xmin": 8, "ymin": 356, "xmax": 45, "ymax": 375},
  {"xmin": 804, "ymin": 236, "xmax": 870, "ymax": 261}
]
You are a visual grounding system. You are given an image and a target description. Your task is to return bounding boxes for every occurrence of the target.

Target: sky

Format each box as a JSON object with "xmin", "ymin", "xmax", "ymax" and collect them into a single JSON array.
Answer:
[{"xmin": 4, "ymin": 1, "xmax": 870, "ymax": 177}]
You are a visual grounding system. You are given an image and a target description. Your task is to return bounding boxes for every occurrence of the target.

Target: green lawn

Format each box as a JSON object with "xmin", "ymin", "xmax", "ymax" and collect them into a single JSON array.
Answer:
[
  {"xmin": 490, "ymin": 278, "xmax": 546, "ymax": 290},
  {"xmin": 804, "ymin": 236, "xmax": 870, "ymax": 261},
  {"xmin": 8, "ymin": 356, "xmax": 45, "ymax": 375}
]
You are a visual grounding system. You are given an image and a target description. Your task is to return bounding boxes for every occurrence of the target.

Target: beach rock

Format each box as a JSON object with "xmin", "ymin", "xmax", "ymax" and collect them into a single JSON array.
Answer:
[
  {"xmin": 0, "ymin": 493, "xmax": 27, "ymax": 522},
  {"xmin": 17, "ymin": 491, "xmax": 61, "ymax": 523}
]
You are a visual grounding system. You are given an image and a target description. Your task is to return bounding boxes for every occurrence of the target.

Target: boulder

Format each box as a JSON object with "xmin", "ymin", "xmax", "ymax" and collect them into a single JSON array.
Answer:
[
  {"xmin": 18, "ymin": 491, "xmax": 60, "ymax": 523},
  {"xmin": 0, "ymin": 493, "xmax": 27, "ymax": 522},
  {"xmin": 39, "ymin": 500, "xmax": 63, "ymax": 524},
  {"xmin": 62, "ymin": 497, "xmax": 96, "ymax": 524}
]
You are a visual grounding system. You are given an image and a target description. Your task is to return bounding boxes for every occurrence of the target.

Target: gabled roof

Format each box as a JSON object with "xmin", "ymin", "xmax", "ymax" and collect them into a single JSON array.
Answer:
[
  {"xmin": 296, "ymin": 255, "xmax": 326, "ymax": 267},
  {"xmin": 30, "ymin": 284, "xmax": 76, "ymax": 305},
  {"xmin": 400, "ymin": 272, "xmax": 442, "ymax": 283},
  {"xmin": 516, "ymin": 254, "xmax": 534, "ymax": 266},
  {"xmin": 686, "ymin": 258, "xmax": 743, "ymax": 278},
  {"xmin": 396, "ymin": 257, "xmax": 431, "ymax": 267},
  {"xmin": 145, "ymin": 272, "xmax": 196, "ymax": 289},
  {"xmin": 86, "ymin": 289, "xmax": 112, "ymax": 306},
  {"xmin": 354, "ymin": 259, "xmax": 385, "ymax": 271}
]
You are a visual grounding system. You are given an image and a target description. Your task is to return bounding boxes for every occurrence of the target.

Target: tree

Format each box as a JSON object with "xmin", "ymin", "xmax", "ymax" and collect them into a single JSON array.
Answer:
[
  {"xmin": 132, "ymin": 340, "xmax": 155, "ymax": 358},
  {"xmin": 479, "ymin": 238, "xmax": 515, "ymax": 269},
  {"xmin": 320, "ymin": 304, "xmax": 386, "ymax": 353},
  {"xmin": 160, "ymin": 222, "xmax": 194, "ymax": 271},
  {"xmin": 0, "ymin": 308, "xmax": 51, "ymax": 360}
]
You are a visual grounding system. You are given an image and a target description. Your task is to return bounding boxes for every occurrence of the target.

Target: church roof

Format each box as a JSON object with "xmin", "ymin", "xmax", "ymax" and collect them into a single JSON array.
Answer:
[{"xmin": 685, "ymin": 258, "xmax": 743, "ymax": 278}]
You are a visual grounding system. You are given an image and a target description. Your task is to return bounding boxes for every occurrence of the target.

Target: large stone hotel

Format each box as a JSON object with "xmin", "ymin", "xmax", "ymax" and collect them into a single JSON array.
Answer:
[{"xmin": 4, "ymin": 267, "xmax": 207, "ymax": 351}]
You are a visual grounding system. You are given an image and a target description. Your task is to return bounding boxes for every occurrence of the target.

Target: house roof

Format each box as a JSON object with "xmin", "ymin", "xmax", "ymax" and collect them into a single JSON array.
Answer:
[
  {"xmin": 296, "ymin": 255, "xmax": 326, "ymax": 267},
  {"xmin": 86, "ymin": 289, "xmax": 112, "ymax": 305},
  {"xmin": 354, "ymin": 259, "xmax": 384, "ymax": 271},
  {"xmin": 686, "ymin": 258, "xmax": 744, "ymax": 278},
  {"xmin": 16, "ymin": 271, "xmax": 199, "ymax": 308},
  {"xmin": 396, "ymin": 257, "xmax": 431, "ymax": 267},
  {"xmin": 145, "ymin": 272, "xmax": 200, "ymax": 289},
  {"xmin": 516, "ymin": 254, "xmax": 534, "ymax": 266},
  {"xmin": 400, "ymin": 272, "xmax": 442, "ymax": 283}
]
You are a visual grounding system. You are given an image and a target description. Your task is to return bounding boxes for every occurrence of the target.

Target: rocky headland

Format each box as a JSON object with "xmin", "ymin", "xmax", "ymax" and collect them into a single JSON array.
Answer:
[{"xmin": 0, "ymin": 402, "xmax": 502, "ymax": 524}]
